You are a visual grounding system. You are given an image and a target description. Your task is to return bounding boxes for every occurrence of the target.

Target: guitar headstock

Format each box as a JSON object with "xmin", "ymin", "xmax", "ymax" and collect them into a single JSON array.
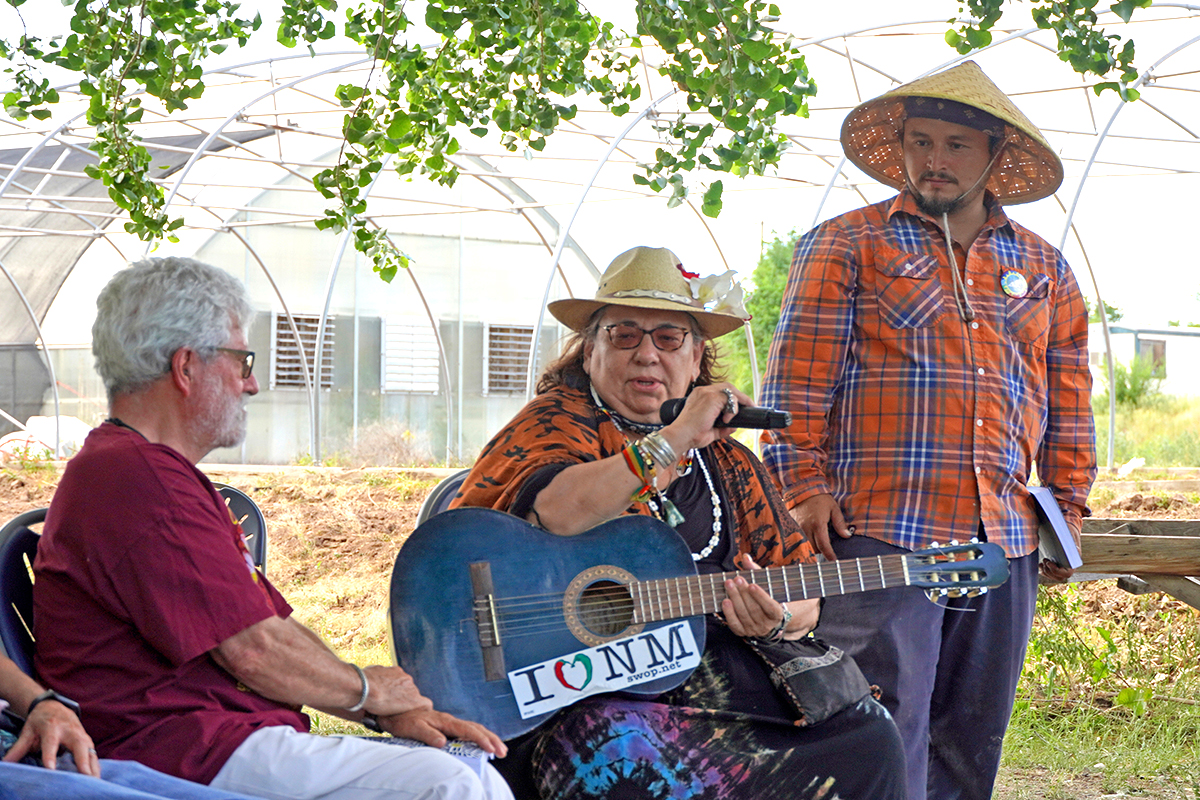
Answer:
[{"xmin": 905, "ymin": 540, "xmax": 1011, "ymax": 601}]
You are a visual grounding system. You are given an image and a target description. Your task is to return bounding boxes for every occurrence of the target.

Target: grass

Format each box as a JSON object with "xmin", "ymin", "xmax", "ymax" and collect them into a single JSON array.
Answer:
[
  {"xmin": 1003, "ymin": 695, "xmax": 1200, "ymax": 797},
  {"xmin": 1002, "ymin": 582, "xmax": 1200, "ymax": 798},
  {"xmin": 1094, "ymin": 394, "xmax": 1200, "ymax": 467},
  {"xmin": 1002, "ymin": 703, "xmax": 1200, "ymax": 798}
]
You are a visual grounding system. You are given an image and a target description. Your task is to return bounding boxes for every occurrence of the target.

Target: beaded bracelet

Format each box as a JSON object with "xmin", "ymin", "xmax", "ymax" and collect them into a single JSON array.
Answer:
[
  {"xmin": 621, "ymin": 441, "xmax": 656, "ymax": 503},
  {"xmin": 621, "ymin": 440, "xmax": 685, "ymax": 526}
]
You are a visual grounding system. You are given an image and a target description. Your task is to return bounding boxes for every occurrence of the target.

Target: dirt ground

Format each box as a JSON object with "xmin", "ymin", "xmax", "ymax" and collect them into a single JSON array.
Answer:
[{"xmin": 3, "ymin": 464, "xmax": 1198, "ymax": 799}]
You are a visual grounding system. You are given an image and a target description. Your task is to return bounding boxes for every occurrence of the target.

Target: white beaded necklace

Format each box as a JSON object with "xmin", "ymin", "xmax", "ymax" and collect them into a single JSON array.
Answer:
[{"xmin": 688, "ymin": 451, "xmax": 723, "ymax": 561}]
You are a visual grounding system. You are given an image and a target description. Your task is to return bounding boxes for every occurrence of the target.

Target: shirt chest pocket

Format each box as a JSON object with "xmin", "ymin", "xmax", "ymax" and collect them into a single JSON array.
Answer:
[
  {"xmin": 1004, "ymin": 272, "xmax": 1053, "ymax": 345},
  {"xmin": 872, "ymin": 252, "xmax": 946, "ymax": 329}
]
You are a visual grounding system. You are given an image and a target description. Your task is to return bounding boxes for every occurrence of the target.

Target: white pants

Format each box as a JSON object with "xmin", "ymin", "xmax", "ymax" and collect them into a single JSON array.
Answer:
[{"xmin": 209, "ymin": 726, "xmax": 514, "ymax": 800}]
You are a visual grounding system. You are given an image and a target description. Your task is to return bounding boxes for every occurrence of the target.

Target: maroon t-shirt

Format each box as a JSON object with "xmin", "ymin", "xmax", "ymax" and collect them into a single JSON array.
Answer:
[{"xmin": 33, "ymin": 423, "xmax": 309, "ymax": 783}]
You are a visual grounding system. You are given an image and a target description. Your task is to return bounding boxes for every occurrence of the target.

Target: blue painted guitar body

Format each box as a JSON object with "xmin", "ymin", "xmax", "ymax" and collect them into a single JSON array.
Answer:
[
  {"xmin": 388, "ymin": 506, "xmax": 1010, "ymax": 740},
  {"xmin": 388, "ymin": 508, "xmax": 703, "ymax": 740}
]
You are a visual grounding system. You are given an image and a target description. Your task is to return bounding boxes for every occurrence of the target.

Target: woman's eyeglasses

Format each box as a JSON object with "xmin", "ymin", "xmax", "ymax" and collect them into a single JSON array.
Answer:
[
  {"xmin": 603, "ymin": 323, "xmax": 691, "ymax": 352},
  {"xmin": 215, "ymin": 347, "xmax": 256, "ymax": 379}
]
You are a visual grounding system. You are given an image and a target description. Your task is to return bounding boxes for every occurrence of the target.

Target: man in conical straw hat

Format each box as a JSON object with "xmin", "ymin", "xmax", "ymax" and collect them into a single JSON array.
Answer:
[{"xmin": 760, "ymin": 61, "xmax": 1096, "ymax": 800}]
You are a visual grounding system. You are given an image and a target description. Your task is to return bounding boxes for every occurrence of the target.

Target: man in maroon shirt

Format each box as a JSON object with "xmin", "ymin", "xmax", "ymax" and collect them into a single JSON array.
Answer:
[{"xmin": 33, "ymin": 256, "xmax": 513, "ymax": 800}]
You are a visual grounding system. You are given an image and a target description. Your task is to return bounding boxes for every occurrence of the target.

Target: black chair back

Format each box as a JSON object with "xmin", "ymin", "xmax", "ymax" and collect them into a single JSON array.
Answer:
[
  {"xmin": 415, "ymin": 469, "xmax": 472, "ymax": 526},
  {"xmin": 0, "ymin": 509, "xmax": 44, "ymax": 676},
  {"xmin": 213, "ymin": 483, "xmax": 267, "ymax": 573}
]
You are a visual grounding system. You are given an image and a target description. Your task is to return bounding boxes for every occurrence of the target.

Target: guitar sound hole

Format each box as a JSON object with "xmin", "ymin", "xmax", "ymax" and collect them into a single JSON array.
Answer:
[{"xmin": 577, "ymin": 580, "xmax": 634, "ymax": 637}]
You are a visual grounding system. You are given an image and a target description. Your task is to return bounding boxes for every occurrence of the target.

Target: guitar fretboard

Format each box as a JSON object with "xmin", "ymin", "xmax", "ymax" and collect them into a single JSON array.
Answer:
[{"xmin": 631, "ymin": 553, "xmax": 912, "ymax": 624}]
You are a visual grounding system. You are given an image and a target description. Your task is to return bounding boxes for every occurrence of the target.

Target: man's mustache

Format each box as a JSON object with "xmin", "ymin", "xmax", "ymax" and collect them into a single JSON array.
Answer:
[{"xmin": 920, "ymin": 171, "xmax": 958, "ymax": 184}]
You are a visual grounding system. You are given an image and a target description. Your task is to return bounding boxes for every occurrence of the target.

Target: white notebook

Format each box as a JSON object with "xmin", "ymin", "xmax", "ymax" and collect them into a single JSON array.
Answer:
[{"xmin": 1029, "ymin": 486, "xmax": 1083, "ymax": 569}]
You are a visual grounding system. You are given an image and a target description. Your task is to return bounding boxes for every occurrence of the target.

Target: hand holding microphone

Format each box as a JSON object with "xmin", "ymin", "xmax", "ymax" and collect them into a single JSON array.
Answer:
[{"xmin": 660, "ymin": 397, "xmax": 791, "ymax": 429}]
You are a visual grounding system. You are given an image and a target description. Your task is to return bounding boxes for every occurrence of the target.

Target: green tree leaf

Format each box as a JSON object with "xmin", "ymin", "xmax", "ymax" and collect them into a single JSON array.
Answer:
[{"xmin": 701, "ymin": 180, "xmax": 723, "ymax": 217}]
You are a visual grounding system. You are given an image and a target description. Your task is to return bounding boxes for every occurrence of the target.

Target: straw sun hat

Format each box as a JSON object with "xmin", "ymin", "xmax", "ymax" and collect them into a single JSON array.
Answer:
[
  {"xmin": 841, "ymin": 60, "xmax": 1063, "ymax": 204},
  {"xmin": 548, "ymin": 246, "xmax": 749, "ymax": 339}
]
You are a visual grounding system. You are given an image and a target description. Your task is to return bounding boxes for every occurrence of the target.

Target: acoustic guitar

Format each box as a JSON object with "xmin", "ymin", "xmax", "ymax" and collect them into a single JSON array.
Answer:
[{"xmin": 388, "ymin": 507, "xmax": 1009, "ymax": 740}]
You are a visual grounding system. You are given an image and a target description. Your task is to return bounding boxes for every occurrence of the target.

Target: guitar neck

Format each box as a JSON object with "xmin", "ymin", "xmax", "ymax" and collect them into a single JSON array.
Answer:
[{"xmin": 633, "ymin": 553, "xmax": 911, "ymax": 624}]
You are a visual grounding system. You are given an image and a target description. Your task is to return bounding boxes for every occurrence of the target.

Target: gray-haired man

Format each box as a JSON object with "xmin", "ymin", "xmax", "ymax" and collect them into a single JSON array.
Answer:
[{"xmin": 34, "ymin": 256, "xmax": 513, "ymax": 800}]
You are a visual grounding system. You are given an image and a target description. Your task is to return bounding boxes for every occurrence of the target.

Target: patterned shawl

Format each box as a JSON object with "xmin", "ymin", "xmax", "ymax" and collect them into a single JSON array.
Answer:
[{"xmin": 452, "ymin": 385, "xmax": 815, "ymax": 567}]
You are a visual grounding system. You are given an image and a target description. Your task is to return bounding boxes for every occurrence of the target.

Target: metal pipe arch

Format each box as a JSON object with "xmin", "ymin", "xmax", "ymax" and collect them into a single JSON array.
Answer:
[
  {"xmin": 311, "ymin": 151, "xmax": 396, "ymax": 463},
  {"xmin": 0, "ymin": 115, "xmax": 93, "ymax": 454},
  {"xmin": 0, "ymin": 258, "xmax": 62, "ymax": 455},
  {"xmin": 523, "ymin": 89, "xmax": 683, "ymax": 401},
  {"xmin": 1056, "ymin": 30, "xmax": 1200, "ymax": 470}
]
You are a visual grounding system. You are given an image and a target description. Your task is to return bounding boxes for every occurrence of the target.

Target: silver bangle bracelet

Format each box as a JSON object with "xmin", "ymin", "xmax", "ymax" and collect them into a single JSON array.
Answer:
[
  {"xmin": 764, "ymin": 606, "xmax": 793, "ymax": 643},
  {"xmin": 641, "ymin": 432, "xmax": 677, "ymax": 468},
  {"xmin": 346, "ymin": 663, "xmax": 369, "ymax": 713}
]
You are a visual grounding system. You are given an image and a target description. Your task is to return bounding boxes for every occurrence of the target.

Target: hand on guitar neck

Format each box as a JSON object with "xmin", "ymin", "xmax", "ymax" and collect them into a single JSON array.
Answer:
[{"xmin": 722, "ymin": 554, "xmax": 819, "ymax": 641}]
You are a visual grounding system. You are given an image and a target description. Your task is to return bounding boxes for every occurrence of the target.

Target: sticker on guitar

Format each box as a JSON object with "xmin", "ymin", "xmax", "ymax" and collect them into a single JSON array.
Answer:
[{"xmin": 509, "ymin": 622, "xmax": 702, "ymax": 719}]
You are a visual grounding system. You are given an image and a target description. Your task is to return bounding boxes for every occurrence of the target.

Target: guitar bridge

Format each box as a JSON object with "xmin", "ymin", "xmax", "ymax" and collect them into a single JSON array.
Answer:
[{"xmin": 470, "ymin": 562, "xmax": 507, "ymax": 681}]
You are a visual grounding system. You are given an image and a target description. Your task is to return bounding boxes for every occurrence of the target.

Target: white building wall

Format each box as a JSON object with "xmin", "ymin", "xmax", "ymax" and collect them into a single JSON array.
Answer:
[{"xmin": 1088, "ymin": 324, "xmax": 1200, "ymax": 397}]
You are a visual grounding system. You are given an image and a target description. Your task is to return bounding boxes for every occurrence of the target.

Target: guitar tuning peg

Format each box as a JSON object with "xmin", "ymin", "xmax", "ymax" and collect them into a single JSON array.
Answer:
[
  {"xmin": 969, "ymin": 537, "xmax": 980, "ymax": 544},
  {"xmin": 948, "ymin": 539, "xmax": 960, "ymax": 546},
  {"xmin": 978, "ymin": 587, "xmax": 988, "ymax": 595}
]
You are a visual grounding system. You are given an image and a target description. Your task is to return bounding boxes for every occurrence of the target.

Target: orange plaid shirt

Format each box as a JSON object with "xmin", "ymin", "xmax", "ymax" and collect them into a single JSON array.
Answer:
[{"xmin": 761, "ymin": 190, "xmax": 1095, "ymax": 557}]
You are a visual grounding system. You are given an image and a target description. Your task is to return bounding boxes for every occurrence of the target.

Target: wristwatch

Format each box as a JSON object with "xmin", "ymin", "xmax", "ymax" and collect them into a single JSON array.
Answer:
[{"xmin": 26, "ymin": 689, "xmax": 81, "ymax": 720}]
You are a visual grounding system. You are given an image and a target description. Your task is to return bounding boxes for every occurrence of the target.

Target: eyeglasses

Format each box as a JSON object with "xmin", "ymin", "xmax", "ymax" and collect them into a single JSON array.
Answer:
[
  {"xmin": 215, "ymin": 347, "xmax": 256, "ymax": 379},
  {"xmin": 603, "ymin": 323, "xmax": 692, "ymax": 352}
]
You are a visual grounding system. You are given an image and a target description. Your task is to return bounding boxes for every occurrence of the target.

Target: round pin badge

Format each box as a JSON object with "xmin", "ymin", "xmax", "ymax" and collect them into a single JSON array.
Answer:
[{"xmin": 1000, "ymin": 270, "xmax": 1028, "ymax": 298}]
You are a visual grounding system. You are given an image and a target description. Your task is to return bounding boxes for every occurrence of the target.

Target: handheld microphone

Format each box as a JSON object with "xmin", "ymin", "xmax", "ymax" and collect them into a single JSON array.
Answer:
[{"xmin": 659, "ymin": 398, "xmax": 792, "ymax": 429}]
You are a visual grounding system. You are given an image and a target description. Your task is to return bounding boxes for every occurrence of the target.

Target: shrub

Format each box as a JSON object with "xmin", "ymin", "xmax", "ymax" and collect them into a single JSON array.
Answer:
[
  {"xmin": 332, "ymin": 420, "xmax": 432, "ymax": 467},
  {"xmin": 1093, "ymin": 355, "xmax": 1164, "ymax": 411}
]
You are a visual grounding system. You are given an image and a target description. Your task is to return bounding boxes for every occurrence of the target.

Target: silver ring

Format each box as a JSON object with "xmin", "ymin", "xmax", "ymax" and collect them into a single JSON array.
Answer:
[
  {"xmin": 722, "ymin": 387, "xmax": 736, "ymax": 414},
  {"xmin": 88, "ymin": 748, "xmax": 97, "ymax": 754}
]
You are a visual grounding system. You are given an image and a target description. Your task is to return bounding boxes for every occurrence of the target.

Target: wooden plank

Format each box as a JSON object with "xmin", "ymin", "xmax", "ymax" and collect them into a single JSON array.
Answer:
[
  {"xmin": 1064, "ymin": 572, "xmax": 1200, "ymax": 610},
  {"xmin": 1135, "ymin": 575, "xmax": 1200, "ymax": 612},
  {"xmin": 1082, "ymin": 518, "xmax": 1200, "ymax": 537},
  {"xmin": 1079, "ymin": 533, "xmax": 1200, "ymax": 575}
]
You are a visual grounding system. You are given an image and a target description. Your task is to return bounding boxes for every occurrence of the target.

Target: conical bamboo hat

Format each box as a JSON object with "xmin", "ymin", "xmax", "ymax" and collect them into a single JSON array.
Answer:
[{"xmin": 840, "ymin": 61, "xmax": 1063, "ymax": 204}]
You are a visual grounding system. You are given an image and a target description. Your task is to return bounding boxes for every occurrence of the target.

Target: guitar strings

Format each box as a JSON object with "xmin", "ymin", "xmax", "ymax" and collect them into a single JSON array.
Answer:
[
  {"xmin": 466, "ymin": 557, "xmax": 974, "ymax": 641},
  {"xmin": 472, "ymin": 561, "xmax": 959, "ymax": 637},
  {"xmin": 470, "ymin": 556, "xmax": 987, "ymax": 640}
]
